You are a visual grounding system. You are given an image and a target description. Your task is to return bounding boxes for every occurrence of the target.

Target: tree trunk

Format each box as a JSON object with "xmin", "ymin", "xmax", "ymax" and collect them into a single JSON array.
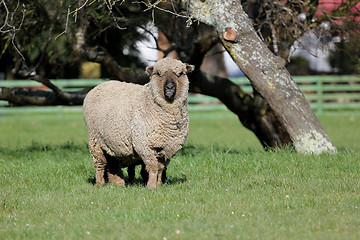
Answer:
[{"xmin": 187, "ymin": 0, "xmax": 337, "ymax": 154}]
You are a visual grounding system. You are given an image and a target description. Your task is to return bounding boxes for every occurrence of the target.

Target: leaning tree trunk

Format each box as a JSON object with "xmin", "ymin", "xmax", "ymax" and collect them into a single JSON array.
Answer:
[{"xmin": 187, "ymin": 0, "xmax": 336, "ymax": 154}]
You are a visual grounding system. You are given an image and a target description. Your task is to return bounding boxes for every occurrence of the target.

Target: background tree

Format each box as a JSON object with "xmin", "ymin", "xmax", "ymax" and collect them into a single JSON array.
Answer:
[{"xmin": 1, "ymin": 0, "xmax": 358, "ymax": 153}]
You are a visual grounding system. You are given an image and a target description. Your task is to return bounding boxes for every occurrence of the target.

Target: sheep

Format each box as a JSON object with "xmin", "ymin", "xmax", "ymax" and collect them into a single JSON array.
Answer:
[{"xmin": 83, "ymin": 57, "xmax": 194, "ymax": 189}]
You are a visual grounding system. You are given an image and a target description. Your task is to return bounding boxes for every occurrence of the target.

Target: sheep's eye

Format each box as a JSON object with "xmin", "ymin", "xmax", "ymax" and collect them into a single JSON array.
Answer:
[{"xmin": 178, "ymin": 72, "xmax": 184, "ymax": 77}]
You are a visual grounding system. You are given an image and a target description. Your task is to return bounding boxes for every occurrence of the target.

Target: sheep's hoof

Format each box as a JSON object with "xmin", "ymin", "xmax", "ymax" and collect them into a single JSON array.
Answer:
[
  {"xmin": 95, "ymin": 181, "xmax": 105, "ymax": 187},
  {"xmin": 146, "ymin": 181, "xmax": 157, "ymax": 190},
  {"xmin": 109, "ymin": 181, "xmax": 125, "ymax": 187},
  {"xmin": 108, "ymin": 176, "xmax": 125, "ymax": 187}
]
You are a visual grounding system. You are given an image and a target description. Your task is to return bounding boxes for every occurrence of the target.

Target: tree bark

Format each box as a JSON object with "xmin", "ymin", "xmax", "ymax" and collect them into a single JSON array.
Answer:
[{"xmin": 187, "ymin": 0, "xmax": 336, "ymax": 154}]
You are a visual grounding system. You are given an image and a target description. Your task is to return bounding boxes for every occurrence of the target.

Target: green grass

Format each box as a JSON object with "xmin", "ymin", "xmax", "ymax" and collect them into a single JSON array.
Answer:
[{"xmin": 0, "ymin": 112, "xmax": 359, "ymax": 239}]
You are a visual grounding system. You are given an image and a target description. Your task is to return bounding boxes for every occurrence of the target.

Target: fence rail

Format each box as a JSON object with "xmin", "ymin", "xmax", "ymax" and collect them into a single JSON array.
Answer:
[{"xmin": 1, "ymin": 75, "xmax": 359, "ymax": 115}]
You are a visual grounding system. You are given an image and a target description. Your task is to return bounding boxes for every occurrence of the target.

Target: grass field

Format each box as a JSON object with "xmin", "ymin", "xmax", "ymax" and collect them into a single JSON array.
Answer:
[{"xmin": 0, "ymin": 111, "xmax": 359, "ymax": 239}]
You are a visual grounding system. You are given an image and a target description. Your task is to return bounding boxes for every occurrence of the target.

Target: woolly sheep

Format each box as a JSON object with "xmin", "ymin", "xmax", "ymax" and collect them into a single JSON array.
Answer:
[{"xmin": 83, "ymin": 58, "xmax": 194, "ymax": 189}]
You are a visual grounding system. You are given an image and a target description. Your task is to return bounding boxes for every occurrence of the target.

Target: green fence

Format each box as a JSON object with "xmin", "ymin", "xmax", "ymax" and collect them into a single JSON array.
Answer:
[
  {"xmin": 188, "ymin": 75, "xmax": 360, "ymax": 114},
  {"xmin": 1, "ymin": 75, "xmax": 360, "ymax": 115}
]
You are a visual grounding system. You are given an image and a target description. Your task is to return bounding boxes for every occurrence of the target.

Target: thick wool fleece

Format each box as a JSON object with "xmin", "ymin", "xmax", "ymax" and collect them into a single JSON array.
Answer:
[{"xmin": 83, "ymin": 58, "xmax": 192, "ymax": 188}]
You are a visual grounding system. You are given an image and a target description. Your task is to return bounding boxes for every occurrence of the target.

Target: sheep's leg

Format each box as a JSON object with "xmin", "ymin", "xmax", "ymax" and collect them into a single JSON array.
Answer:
[
  {"xmin": 145, "ymin": 164, "xmax": 158, "ymax": 189},
  {"xmin": 157, "ymin": 170, "xmax": 163, "ymax": 186},
  {"xmin": 107, "ymin": 156, "xmax": 125, "ymax": 187},
  {"xmin": 135, "ymin": 145, "xmax": 160, "ymax": 189},
  {"xmin": 161, "ymin": 168, "xmax": 167, "ymax": 184},
  {"xmin": 89, "ymin": 139, "xmax": 107, "ymax": 186},
  {"xmin": 127, "ymin": 165, "xmax": 136, "ymax": 185},
  {"xmin": 140, "ymin": 163, "xmax": 149, "ymax": 185},
  {"xmin": 156, "ymin": 162, "xmax": 168, "ymax": 186},
  {"xmin": 128, "ymin": 163, "xmax": 149, "ymax": 185},
  {"xmin": 108, "ymin": 168, "xmax": 125, "ymax": 186}
]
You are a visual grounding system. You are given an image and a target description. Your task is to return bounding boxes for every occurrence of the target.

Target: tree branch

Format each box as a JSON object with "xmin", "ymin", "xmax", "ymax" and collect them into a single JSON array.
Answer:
[
  {"xmin": 0, "ymin": 87, "xmax": 85, "ymax": 106},
  {"xmin": 189, "ymin": 70, "xmax": 292, "ymax": 149}
]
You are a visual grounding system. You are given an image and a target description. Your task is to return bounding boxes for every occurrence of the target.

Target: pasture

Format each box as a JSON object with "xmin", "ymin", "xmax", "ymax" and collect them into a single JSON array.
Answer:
[{"xmin": 0, "ymin": 112, "xmax": 359, "ymax": 239}]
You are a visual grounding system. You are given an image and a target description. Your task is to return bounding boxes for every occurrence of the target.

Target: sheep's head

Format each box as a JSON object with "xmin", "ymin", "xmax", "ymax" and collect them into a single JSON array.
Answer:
[{"xmin": 146, "ymin": 58, "xmax": 194, "ymax": 103}]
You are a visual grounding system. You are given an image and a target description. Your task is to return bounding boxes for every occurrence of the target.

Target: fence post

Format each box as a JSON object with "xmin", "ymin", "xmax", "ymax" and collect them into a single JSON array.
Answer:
[{"xmin": 316, "ymin": 77, "xmax": 323, "ymax": 114}]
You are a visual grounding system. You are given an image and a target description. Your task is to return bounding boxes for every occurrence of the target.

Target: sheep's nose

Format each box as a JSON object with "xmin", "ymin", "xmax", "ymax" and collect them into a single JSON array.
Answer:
[
  {"xmin": 164, "ymin": 79, "xmax": 176, "ymax": 102},
  {"xmin": 165, "ymin": 79, "xmax": 175, "ymax": 89}
]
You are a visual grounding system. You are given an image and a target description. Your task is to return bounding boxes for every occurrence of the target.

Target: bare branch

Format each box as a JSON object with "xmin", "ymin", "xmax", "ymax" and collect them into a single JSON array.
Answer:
[
  {"xmin": 55, "ymin": 5, "xmax": 71, "ymax": 40},
  {"xmin": 30, "ymin": 75, "xmax": 65, "ymax": 98},
  {"xmin": 102, "ymin": 0, "xmax": 126, "ymax": 29},
  {"xmin": 0, "ymin": 0, "xmax": 26, "ymax": 59}
]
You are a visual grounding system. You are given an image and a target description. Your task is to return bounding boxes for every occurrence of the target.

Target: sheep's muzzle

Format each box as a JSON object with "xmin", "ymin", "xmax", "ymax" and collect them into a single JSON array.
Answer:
[{"xmin": 164, "ymin": 78, "xmax": 176, "ymax": 102}]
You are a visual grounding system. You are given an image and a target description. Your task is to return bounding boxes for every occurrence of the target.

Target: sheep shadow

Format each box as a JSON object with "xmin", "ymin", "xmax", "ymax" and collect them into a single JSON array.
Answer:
[
  {"xmin": 87, "ymin": 174, "xmax": 187, "ymax": 187},
  {"xmin": 177, "ymin": 144, "xmax": 247, "ymax": 156},
  {"xmin": 86, "ymin": 144, "xmax": 248, "ymax": 187}
]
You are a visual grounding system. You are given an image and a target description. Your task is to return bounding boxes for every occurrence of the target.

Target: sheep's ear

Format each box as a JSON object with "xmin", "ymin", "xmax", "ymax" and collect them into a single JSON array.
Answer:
[
  {"xmin": 145, "ymin": 66, "xmax": 154, "ymax": 76},
  {"xmin": 186, "ymin": 64, "xmax": 195, "ymax": 73}
]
